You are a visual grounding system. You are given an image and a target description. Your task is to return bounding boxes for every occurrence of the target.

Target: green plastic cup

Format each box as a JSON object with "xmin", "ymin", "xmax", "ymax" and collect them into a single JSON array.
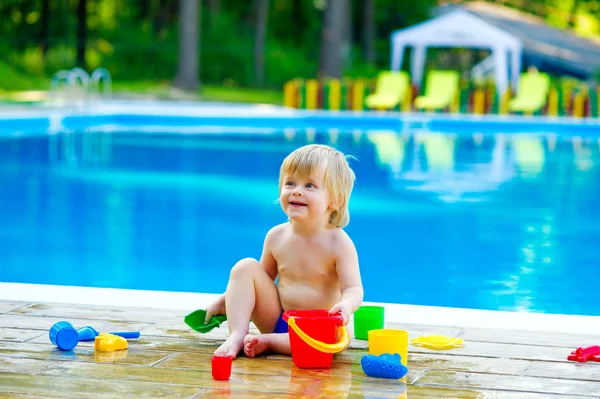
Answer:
[{"xmin": 353, "ymin": 306, "xmax": 385, "ymax": 340}]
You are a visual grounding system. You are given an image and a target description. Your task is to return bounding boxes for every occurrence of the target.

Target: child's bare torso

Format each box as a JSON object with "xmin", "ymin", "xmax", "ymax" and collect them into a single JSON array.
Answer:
[{"xmin": 270, "ymin": 223, "xmax": 342, "ymax": 311}]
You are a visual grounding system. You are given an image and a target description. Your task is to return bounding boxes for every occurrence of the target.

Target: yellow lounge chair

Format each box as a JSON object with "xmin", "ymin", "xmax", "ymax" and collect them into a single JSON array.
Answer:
[
  {"xmin": 508, "ymin": 72, "xmax": 550, "ymax": 114},
  {"xmin": 414, "ymin": 70, "xmax": 460, "ymax": 111},
  {"xmin": 365, "ymin": 71, "xmax": 410, "ymax": 110},
  {"xmin": 417, "ymin": 133, "xmax": 456, "ymax": 171},
  {"xmin": 512, "ymin": 136, "xmax": 545, "ymax": 175},
  {"xmin": 367, "ymin": 131, "xmax": 406, "ymax": 173}
]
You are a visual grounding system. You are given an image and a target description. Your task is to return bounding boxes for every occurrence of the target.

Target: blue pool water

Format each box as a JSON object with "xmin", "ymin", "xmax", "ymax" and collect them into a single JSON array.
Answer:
[{"xmin": 1, "ymin": 128, "xmax": 599, "ymax": 316}]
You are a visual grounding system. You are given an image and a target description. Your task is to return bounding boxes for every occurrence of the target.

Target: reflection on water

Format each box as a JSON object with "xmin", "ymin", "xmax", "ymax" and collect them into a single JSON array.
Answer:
[
  {"xmin": 94, "ymin": 350, "xmax": 128, "ymax": 363},
  {"xmin": 1, "ymin": 129, "xmax": 599, "ymax": 316}
]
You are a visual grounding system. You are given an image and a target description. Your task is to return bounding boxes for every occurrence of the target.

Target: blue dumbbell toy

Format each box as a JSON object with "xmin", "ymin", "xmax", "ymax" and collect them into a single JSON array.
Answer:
[{"xmin": 361, "ymin": 353, "xmax": 409, "ymax": 379}]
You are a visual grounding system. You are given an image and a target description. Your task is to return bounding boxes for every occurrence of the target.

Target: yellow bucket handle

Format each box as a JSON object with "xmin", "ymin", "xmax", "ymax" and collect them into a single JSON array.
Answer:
[{"xmin": 287, "ymin": 317, "xmax": 349, "ymax": 354}]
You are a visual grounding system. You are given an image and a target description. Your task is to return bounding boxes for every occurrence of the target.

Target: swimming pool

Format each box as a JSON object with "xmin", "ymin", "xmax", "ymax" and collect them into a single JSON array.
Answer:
[{"xmin": 1, "ymin": 109, "xmax": 599, "ymax": 317}]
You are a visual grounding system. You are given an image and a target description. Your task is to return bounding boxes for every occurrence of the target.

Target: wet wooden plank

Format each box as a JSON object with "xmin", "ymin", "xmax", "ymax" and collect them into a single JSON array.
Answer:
[
  {"xmin": 0, "ymin": 342, "xmax": 172, "ymax": 366},
  {"xmin": 415, "ymin": 369, "xmax": 600, "ymax": 397},
  {"xmin": 0, "ymin": 302, "xmax": 28, "ymax": 314},
  {"xmin": 0, "ymin": 373, "xmax": 203, "ymax": 399},
  {"xmin": 0, "ymin": 357, "xmax": 51, "ymax": 374},
  {"xmin": 409, "ymin": 340, "xmax": 574, "ymax": 362},
  {"xmin": 385, "ymin": 323, "xmax": 464, "ymax": 339},
  {"xmin": 0, "ymin": 314, "xmax": 151, "ymax": 333},
  {"xmin": 8, "ymin": 356, "xmax": 410, "ymax": 398},
  {"xmin": 39, "ymin": 360, "xmax": 356, "ymax": 397},
  {"xmin": 524, "ymin": 360, "xmax": 600, "ymax": 382},
  {"xmin": 0, "ymin": 328, "xmax": 44, "ymax": 343},
  {"xmin": 409, "ymin": 353, "xmax": 530, "ymax": 375},
  {"xmin": 188, "ymin": 385, "xmax": 566, "ymax": 399},
  {"xmin": 406, "ymin": 386, "xmax": 566, "ymax": 398},
  {"xmin": 10, "ymin": 303, "xmax": 184, "ymax": 324},
  {"xmin": 0, "ymin": 383, "xmax": 570, "ymax": 399},
  {"xmin": 0, "ymin": 394, "xmax": 60, "ymax": 399},
  {"xmin": 154, "ymin": 349, "xmax": 426, "ymax": 385},
  {"xmin": 189, "ymin": 392, "xmax": 310, "ymax": 399},
  {"xmin": 463, "ymin": 327, "xmax": 600, "ymax": 348}
]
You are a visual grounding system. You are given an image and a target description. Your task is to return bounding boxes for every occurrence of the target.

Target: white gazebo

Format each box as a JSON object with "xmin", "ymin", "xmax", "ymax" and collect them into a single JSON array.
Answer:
[{"xmin": 390, "ymin": 9, "xmax": 523, "ymax": 96}]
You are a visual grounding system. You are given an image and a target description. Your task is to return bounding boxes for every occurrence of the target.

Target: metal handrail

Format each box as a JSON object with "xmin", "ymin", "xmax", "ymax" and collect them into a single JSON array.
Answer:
[
  {"xmin": 49, "ymin": 67, "xmax": 112, "ymax": 107},
  {"xmin": 90, "ymin": 67, "xmax": 112, "ymax": 98}
]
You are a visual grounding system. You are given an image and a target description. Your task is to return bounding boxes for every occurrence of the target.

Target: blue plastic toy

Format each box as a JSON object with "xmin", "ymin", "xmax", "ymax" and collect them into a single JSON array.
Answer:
[
  {"xmin": 77, "ymin": 325, "xmax": 140, "ymax": 341},
  {"xmin": 49, "ymin": 321, "xmax": 79, "ymax": 351},
  {"xmin": 49, "ymin": 321, "xmax": 141, "ymax": 351},
  {"xmin": 360, "ymin": 353, "xmax": 409, "ymax": 379}
]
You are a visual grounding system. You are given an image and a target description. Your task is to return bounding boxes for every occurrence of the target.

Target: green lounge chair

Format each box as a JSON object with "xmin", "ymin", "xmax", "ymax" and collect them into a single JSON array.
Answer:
[
  {"xmin": 365, "ymin": 71, "xmax": 410, "ymax": 110},
  {"xmin": 508, "ymin": 72, "xmax": 550, "ymax": 114},
  {"xmin": 367, "ymin": 131, "xmax": 406, "ymax": 170},
  {"xmin": 414, "ymin": 70, "xmax": 460, "ymax": 111},
  {"xmin": 512, "ymin": 136, "xmax": 544, "ymax": 174}
]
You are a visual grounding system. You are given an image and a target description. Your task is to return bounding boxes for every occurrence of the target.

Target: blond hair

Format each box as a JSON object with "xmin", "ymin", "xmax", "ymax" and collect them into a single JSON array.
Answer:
[{"xmin": 279, "ymin": 144, "xmax": 355, "ymax": 228}]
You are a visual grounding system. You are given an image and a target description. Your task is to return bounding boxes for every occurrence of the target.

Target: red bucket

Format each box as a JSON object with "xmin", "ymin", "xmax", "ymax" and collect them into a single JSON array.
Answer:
[{"xmin": 282, "ymin": 309, "xmax": 343, "ymax": 369}]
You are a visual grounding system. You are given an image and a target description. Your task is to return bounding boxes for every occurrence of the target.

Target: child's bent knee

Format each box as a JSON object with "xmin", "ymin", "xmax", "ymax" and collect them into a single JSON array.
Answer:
[{"xmin": 230, "ymin": 258, "xmax": 261, "ymax": 277}]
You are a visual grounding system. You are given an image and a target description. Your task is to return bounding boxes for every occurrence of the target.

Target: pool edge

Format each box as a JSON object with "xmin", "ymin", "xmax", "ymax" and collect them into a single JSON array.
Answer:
[{"xmin": 1, "ymin": 282, "xmax": 597, "ymax": 335}]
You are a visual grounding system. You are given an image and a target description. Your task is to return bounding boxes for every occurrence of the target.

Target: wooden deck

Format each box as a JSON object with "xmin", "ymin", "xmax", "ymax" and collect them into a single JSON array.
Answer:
[{"xmin": 1, "ymin": 300, "xmax": 599, "ymax": 398}]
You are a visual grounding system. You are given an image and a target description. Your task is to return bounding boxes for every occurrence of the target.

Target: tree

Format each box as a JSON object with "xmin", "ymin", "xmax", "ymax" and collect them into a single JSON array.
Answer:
[
  {"xmin": 76, "ymin": 0, "xmax": 87, "ymax": 69},
  {"xmin": 40, "ymin": 0, "xmax": 50, "ymax": 57},
  {"xmin": 362, "ymin": 0, "xmax": 375, "ymax": 66},
  {"xmin": 320, "ymin": 0, "xmax": 350, "ymax": 79},
  {"xmin": 568, "ymin": 0, "xmax": 581, "ymax": 28},
  {"xmin": 174, "ymin": 0, "xmax": 201, "ymax": 91},
  {"xmin": 254, "ymin": 0, "xmax": 269, "ymax": 87}
]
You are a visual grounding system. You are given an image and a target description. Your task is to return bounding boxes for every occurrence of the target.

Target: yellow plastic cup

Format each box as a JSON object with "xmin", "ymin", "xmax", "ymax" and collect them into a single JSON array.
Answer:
[{"xmin": 368, "ymin": 329, "xmax": 409, "ymax": 367}]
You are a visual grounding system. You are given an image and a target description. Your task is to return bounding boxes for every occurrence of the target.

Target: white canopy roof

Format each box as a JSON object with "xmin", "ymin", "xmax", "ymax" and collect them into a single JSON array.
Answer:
[{"xmin": 390, "ymin": 9, "xmax": 523, "ymax": 95}]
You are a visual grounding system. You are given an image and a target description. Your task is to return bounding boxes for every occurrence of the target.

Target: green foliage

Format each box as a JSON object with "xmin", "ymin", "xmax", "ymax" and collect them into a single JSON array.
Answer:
[
  {"xmin": 1, "ymin": 0, "xmax": 598, "ymax": 94},
  {"xmin": 0, "ymin": 60, "xmax": 47, "ymax": 91},
  {"xmin": 201, "ymin": 10, "xmax": 253, "ymax": 86}
]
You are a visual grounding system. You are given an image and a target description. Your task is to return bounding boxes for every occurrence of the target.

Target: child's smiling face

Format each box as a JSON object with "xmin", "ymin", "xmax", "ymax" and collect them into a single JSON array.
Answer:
[{"xmin": 280, "ymin": 172, "xmax": 333, "ymax": 223}]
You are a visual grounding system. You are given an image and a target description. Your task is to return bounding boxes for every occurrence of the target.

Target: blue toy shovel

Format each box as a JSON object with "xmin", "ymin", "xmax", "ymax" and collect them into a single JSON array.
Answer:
[{"xmin": 77, "ymin": 325, "xmax": 141, "ymax": 341}]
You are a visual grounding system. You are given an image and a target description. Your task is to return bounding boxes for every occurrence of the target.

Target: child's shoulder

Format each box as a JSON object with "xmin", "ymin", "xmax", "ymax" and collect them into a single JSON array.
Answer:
[
  {"xmin": 328, "ymin": 226, "xmax": 356, "ymax": 249},
  {"xmin": 265, "ymin": 222, "xmax": 289, "ymax": 239}
]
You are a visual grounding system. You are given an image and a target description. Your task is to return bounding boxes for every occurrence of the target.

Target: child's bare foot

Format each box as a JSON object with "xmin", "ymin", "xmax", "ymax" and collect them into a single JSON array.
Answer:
[
  {"xmin": 243, "ymin": 334, "xmax": 272, "ymax": 358},
  {"xmin": 214, "ymin": 332, "xmax": 245, "ymax": 358}
]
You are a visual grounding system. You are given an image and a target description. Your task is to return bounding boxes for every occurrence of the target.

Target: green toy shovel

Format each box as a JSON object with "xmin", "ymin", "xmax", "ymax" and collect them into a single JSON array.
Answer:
[{"xmin": 184, "ymin": 309, "xmax": 227, "ymax": 333}]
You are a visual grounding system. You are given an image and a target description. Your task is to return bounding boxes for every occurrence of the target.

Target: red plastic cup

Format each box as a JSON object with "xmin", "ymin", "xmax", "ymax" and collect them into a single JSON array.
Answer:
[{"xmin": 211, "ymin": 355, "xmax": 233, "ymax": 380}]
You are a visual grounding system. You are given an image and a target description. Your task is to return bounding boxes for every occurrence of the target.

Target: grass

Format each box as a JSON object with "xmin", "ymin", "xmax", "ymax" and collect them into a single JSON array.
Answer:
[
  {"xmin": 0, "ymin": 61, "xmax": 283, "ymax": 106},
  {"xmin": 0, "ymin": 62, "xmax": 48, "ymax": 92},
  {"xmin": 110, "ymin": 80, "xmax": 283, "ymax": 104}
]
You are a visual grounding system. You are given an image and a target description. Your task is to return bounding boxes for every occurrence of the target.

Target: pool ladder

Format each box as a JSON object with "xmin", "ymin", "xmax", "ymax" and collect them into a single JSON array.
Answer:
[
  {"xmin": 49, "ymin": 67, "xmax": 112, "ymax": 108},
  {"xmin": 48, "ymin": 67, "xmax": 113, "ymax": 167}
]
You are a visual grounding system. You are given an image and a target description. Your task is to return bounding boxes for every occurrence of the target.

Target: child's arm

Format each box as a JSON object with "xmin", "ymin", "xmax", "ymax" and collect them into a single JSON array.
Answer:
[
  {"xmin": 329, "ymin": 232, "xmax": 363, "ymax": 325},
  {"xmin": 258, "ymin": 226, "xmax": 279, "ymax": 281}
]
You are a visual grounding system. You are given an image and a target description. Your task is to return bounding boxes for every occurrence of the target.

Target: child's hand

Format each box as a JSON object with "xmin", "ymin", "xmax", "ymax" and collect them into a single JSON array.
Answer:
[
  {"xmin": 205, "ymin": 299, "xmax": 226, "ymax": 325},
  {"xmin": 328, "ymin": 301, "xmax": 353, "ymax": 326}
]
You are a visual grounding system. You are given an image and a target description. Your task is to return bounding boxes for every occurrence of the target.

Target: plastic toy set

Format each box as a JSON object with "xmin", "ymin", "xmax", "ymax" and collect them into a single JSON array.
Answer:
[
  {"xmin": 184, "ymin": 305, "xmax": 599, "ymax": 383},
  {"xmin": 355, "ymin": 308, "xmax": 410, "ymax": 380},
  {"xmin": 49, "ymin": 321, "xmax": 140, "ymax": 352},
  {"xmin": 46, "ymin": 305, "xmax": 595, "ymax": 384},
  {"xmin": 184, "ymin": 306, "xmax": 410, "ymax": 381}
]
